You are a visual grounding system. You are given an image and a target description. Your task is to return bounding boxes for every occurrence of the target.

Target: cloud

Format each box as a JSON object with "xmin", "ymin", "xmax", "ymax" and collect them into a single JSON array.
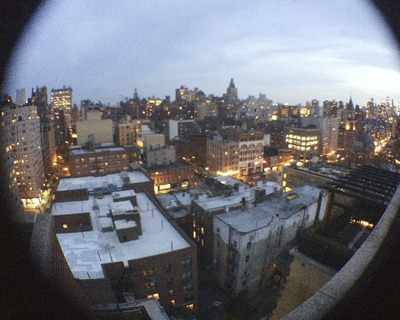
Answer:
[{"xmin": 4, "ymin": 0, "xmax": 400, "ymax": 106}]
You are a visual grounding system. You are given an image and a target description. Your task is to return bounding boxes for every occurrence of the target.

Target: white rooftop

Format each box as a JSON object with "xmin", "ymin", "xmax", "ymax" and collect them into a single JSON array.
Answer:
[
  {"xmin": 194, "ymin": 181, "xmax": 283, "ymax": 211},
  {"xmin": 194, "ymin": 190, "xmax": 252, "ymax": 211},
  {"xmin": 55, "ymin": 192, "xmax": 190, "ymax": 280},
  {"xmin": 156, "ymin": 193, "xmax": 189, "ymax": 219},
  {"xmin": 214, "ymin": 176, "xmax": 250, "ymax": 189},
  {"xmin": 216, "ymin": 185, "xmax": 320, "ymax": 233},
  {"xmin": 69, "ymin": 145, "xmax": 126, "ymax": 155},
  {"xmin": 109, "ymin": 200, "xmax": 136, "ymax": 215},
  {"xmin": 56, "ymin": 171, "xmax": 150, "ymax": 192},
  {"xmin": 114, "ymin": 219, "xmax": 137, "ymax": 230},
  {"xmin": 112, "ymin": 189, "xmax": 136, "ymax": 200},
  {"xmin": 174, "ymin": 191, "xmax": 195, "ymax": 207}
]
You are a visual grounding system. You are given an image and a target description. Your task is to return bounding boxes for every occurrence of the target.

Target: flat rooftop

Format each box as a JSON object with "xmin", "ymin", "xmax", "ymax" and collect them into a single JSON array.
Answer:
[
  {"xmin": 53, "ymin": 174, "xmax": 189, "ymax": 280},
  {"xmin": 194, "ymin": 181, "xmax": 282, "ymax": 212},
  {"xmin": 70, "ymin": 145, "xmax": 126, "ymax": 155},
  {"xmin": 56, "ymin": 171, "xmax": 150, "ymax": 191},
  {"xmin": 156, "ymin": 193, "xmax": 189, "ymax": 219},
  {"xmin": 145, "ymin": 161, "xmax": 192, "ymax": 171},
  {"xmin": 216, "ymin": 185, "xmax": 320, "ymax": 233}
]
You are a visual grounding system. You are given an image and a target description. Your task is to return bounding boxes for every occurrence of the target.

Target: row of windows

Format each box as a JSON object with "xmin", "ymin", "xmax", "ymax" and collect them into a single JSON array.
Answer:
[
  {"xmin": 74, "ymin": 155, "xmax": 127, "ymax": 162},
  {"xmin": 287, "ymin": 145, "xmax": 318, "ymax": 151},
  {"xmin": 286, "ymin": 134, "xmax": 318, "ymax": 141},
  {"xmin": 286, "ymin": 139, "xmax": 318, "ymax": 146},
  {"xmin": 144, "ymin": 276, "xmax": 193, "ymax": 292},
  {"xmin": 141, "ymin": 259, "xmax": 193, "ymax": 279}
]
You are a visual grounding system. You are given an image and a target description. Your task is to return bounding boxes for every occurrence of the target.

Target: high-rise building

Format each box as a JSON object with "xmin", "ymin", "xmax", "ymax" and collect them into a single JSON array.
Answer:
[
  {"xmin": 76, "ymin": 108, "xmax": 113, "ymax": 145},
  {"xmin": 206, "ymin": 127, "xmax": 264, "ymax": 182},
  {"xmin": 15, "ymin": 88, "xmax": 26, "ymax": 106},
  {"xmin": 1, "ymin": 99, "xmax": 45, "ymax": 210},
  {"xmin": 194, "ymin": 99, "xmax": 217, "ymax": 121},
  {"xmin": 51, "ymin": 86, "xmax": 73, "ymax": 129},
  {"xmin": 224, "ymin": 78, "xmax": 238, "ymax": 102},
  {"xmin": 337, "ymin": 97, "xmax": 357, "ymax": 154},
  {"xmin": 285, "ymin": 127, "xmax": 320, "ymax": 159},
  {"xmin": 206, "ymin": 134, "xmax": 239, "ymax": 178},
  {"xmin": 117, "ymin": 117, "xmax": 152, "ymax": 147},
  {"xmin": 0, "ymin": 95, "xmax": 24, "ymax": 215},
  {"xmin": 302, "ymin": 116, "xmax": 339, "ymax": 156},
  {"xmin": 29, "ymin": 86, "xmax": 56, "ymax": 174},
  {"xmin": 168, "ymin": 119, "xmax": 199, "ymax": 141},
  {"xmin": 30, "ymin": 86, "xmax": 48, "ymax": 119}
]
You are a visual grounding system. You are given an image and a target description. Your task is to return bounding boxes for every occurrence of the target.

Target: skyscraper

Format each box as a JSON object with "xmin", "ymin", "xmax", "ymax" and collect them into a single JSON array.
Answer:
[
  {"xmin": 225, "ymin": 78, "xmax": 238, "ymax": 102},
  {"xmin": 51, "ymin": 86, "xmax": 73, "ymax": 129},
  {"xmin": 15, "ymin": 88, "xmax": 26, "ymax": 106},
  {"xmin": 1, "ymin": 98, "xmax": 45, "ymax": 210},
  {"xmin": 30, "ymin": 86, "xmax": 48, "ymax": 119}
]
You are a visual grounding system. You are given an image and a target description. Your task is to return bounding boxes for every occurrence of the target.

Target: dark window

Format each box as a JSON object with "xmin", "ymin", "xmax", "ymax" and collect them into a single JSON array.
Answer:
[
  {"xmin": 141, "ymin": 268, "xmax": 155, "ymax": 278},
  {"xmin": 181, "ymin": 258, "xmax": 192, "ymax": 269},
  {"xmin": 144, "ymin": 281, "xmax": 157, "ymax": 290},
  {"xmin": 182, "ymin": 272, "xmax": 192, "ymax": 281}
]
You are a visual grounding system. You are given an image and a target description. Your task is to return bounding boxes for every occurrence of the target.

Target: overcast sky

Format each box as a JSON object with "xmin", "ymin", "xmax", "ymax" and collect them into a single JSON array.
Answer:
[{"xmin": 4, "ymin": 0, "xmax": 400, "ymax": 106}]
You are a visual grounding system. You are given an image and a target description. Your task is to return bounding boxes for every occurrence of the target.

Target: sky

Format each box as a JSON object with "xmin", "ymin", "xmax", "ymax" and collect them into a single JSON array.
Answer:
[{"xmin": 4, "ymin": 0, "xmax": 400, "ymax": 107}]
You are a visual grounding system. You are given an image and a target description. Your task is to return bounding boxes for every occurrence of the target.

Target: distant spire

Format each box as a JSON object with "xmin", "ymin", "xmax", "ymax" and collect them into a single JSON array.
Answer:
[
  {"xmin": 133, "ymin": 88, "xmax": 139, "ymax": 100},
  {"xmin": 229, "ymin": 78, "xmax": 235, "ymax": 88},
  {"xmin": 347, "ymin": 96, "xmax": 354, "ymax": 110}
]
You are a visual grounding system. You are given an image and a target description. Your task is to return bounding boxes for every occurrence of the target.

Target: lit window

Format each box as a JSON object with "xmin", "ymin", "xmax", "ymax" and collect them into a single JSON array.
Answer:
[
  {"xmin": 63, "ymin": 224, "xmax": 68, "ymax": 229},
  {"xmin": 147, "ymin": 293, "xmax": 159, "ymax": 299},
  {"xmin": 186, "ymin": 304, "xmax": 194, "ymax": 310}
]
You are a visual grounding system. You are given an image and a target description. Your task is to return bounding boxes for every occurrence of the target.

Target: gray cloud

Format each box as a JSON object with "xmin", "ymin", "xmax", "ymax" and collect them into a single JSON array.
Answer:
[{"xmin": 4, "ymin": 0, "xmax": 400, "ymax": 106}]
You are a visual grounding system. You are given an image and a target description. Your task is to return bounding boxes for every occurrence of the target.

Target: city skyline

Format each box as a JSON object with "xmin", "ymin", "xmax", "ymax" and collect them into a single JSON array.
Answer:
[{"xmin": 4, "ymin": 0, "xmax": 400, "ymax": 106}]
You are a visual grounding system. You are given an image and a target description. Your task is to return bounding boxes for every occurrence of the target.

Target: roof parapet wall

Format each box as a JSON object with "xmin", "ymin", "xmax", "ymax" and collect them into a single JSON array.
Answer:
[{"xmin": 281, "ymin": 185, "xmax": 400, "ymax": 320}]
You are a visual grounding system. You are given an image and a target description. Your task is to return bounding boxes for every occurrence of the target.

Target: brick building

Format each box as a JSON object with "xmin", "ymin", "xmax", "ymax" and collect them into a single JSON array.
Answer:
[
  {"xmin": 206, "ymin": 127, "xmax": 264, "ymax": 182},
  {"xmin": 67, "ymin": 143, "xmax": 130, "ymax": 177},
  {"xmin": 145, "ymin": 161, "xmax": 195, "ymax": 194},
  {"xmin": 51, "ymin": 172, "xmax": 198, "ymax": 311},
  {"xmin": 212, "ymin": 185, "xmax": 328, "ymax": 297}
]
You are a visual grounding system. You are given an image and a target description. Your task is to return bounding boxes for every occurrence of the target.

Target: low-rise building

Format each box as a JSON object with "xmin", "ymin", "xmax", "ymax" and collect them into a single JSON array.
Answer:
[
  {"xmin": 282, "ymin": 163, "xmax": 350, "ymax": 191},
  {"xmin": 144, "ymin": 145, "xmax": 176, "ymax": 168},
  {"xmin": 213, "ymin": 185, "xmax": 328, "ymax": 297},
  {"xmin": 51, "ymin": 171, "xmax": 198, "ymax": 311},
  {"xmin": 67, "ymin": 143, "xmax": 130, "ymax": 177},
  {"xmin": 156, "ymin": 191, "xmax": 195, "ymax": 236},
  {"xmin": 145, "ymin": 161, "xmax": 195, "ymax": 194},
  {"xmin": 191, "ymin": 181, "xmax": 282, "ymax": 264}
]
